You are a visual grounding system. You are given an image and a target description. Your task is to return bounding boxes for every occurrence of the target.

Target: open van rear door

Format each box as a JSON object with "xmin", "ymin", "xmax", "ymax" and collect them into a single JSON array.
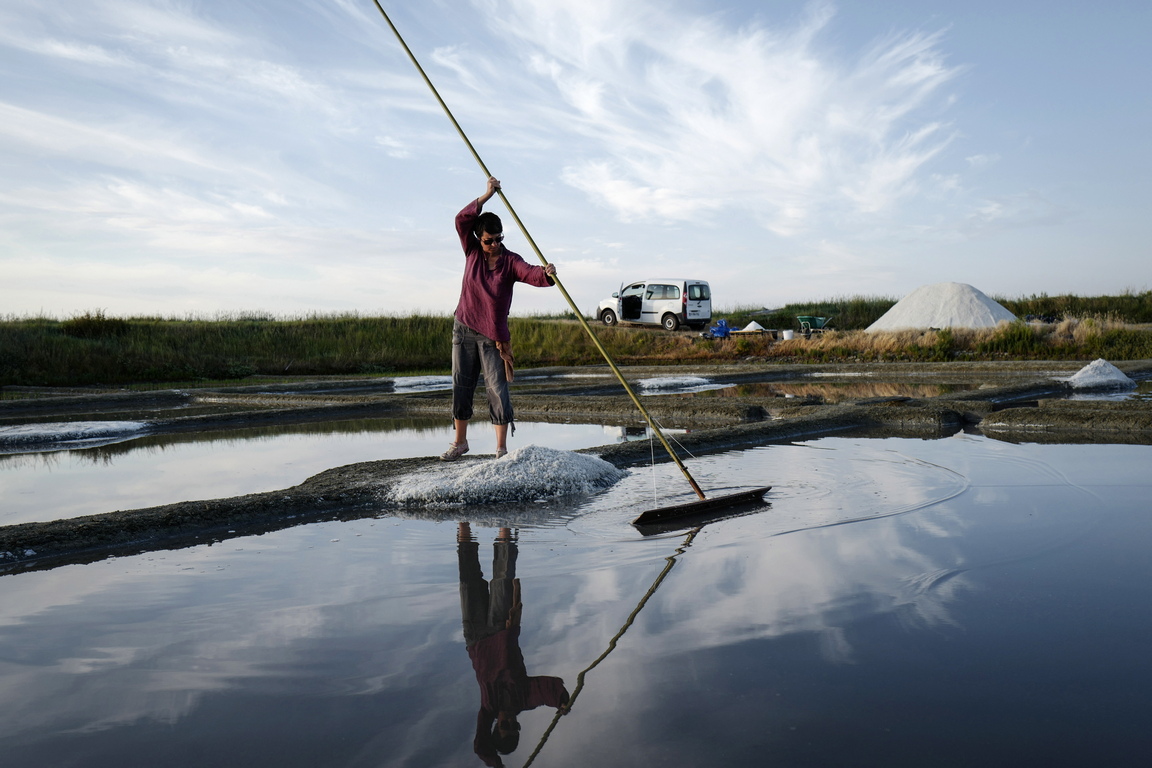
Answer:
[{"xmin": 685, "ymin": 281, "xmax": 711, "ymax": 325}]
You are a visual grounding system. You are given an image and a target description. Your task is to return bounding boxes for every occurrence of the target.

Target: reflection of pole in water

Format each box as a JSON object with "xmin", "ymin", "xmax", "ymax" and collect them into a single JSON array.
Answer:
[
  {"xmin": 522, "ymin": 526, "xmax": 702, "ymax": 767},
  {"xmin": 458, "ymin": 523, "xmax": 570, "ymax": 768}
]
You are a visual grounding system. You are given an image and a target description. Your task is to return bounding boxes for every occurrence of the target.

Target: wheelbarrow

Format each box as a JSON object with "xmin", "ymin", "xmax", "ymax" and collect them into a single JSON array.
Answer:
[{"xmin": 796, "ymin": 315, "xmax": 832, "ymax": 338}]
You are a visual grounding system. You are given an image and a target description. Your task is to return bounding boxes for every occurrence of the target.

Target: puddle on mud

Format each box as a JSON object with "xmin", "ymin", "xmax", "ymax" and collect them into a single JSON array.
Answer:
[
  {"xmin": 652, "ymin": 370, "xmax": 1150, "ymax": 403},
  {"xmin": 1065, "ymin": 378, "xmax": 1152, "ymax": 402},
  {"xmin": 1, "ymin": 433, "xmax": 1150, "ymax": 766},
  {"xmin": 580, "ymin": 373, "xmax": 990, "ymax": 400},
  {"xmin": 675, "ymin": 379, "xmax": 982, "ymax": 402}
]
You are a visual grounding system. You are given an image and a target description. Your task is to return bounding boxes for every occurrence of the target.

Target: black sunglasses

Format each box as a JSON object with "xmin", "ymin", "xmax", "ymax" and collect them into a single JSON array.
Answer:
[{"xmin": 481, "ymin": 234, "xmax": 504, "ymax": 246}]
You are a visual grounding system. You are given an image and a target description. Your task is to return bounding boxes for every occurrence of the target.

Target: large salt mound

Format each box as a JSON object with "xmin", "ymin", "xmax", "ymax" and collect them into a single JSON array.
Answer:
[
  {"xmin": 867, "ymin": 282, "xmax": 1016, "ymax": 332},
  {"xmin": 1067, "ymin": 359, "xmax": 1136, "ymax": 390},
  {"xmin": 386, "ymin": 444, "xmax": 626, "ymax": 506}
]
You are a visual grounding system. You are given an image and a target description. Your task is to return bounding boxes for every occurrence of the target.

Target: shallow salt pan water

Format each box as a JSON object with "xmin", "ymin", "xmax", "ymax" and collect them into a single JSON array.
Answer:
[
  {"xmin": 1067, "ymin": 378, "xmax": 1152, "ymax": 402},
  {"xmin": 0, "ymin": 419, "xmax": 628, "ymax": 525},
  {"xmin": 1, "ymin": 433, "xmax": 1150, "ymax": 766}
]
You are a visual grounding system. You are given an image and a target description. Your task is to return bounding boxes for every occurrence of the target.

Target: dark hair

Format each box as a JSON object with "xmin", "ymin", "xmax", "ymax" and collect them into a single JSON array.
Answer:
[
  {"xmin": 474, "ymin": 212, "xmax": 503, "ymax": 238},
  {"xmin": 492, "ymin": 724, "xmax": 520, "ymax": 755}
]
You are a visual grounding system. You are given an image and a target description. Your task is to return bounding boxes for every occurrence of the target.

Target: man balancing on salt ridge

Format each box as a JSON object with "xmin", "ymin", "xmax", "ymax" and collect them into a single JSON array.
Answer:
[{"xmin": 440, "ymin": 176, "xmax": 557, "ymax": 462}]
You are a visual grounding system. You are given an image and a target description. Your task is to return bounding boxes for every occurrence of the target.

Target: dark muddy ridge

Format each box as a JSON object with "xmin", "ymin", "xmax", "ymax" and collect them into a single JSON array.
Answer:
[{"xmin": 3, "ymin": 360, "xmax": 1151, "ymax": 572}]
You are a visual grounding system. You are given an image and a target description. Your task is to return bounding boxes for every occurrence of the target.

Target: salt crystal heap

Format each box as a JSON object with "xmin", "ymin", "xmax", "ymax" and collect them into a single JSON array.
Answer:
[
  {"xmin": 386, "ymin": 444, "xmax": 626, "ymax": 506},
  {"xmin": 1066, "ymin": 359, "xmax": 1136, "ymax": 391},
  {"xmin": 867, "ymin": 282, "xmax": 1016, "ymax": 331},
  {"xmin": 0, "ymin": 421, "xmax": 150, "ymax": 453}
]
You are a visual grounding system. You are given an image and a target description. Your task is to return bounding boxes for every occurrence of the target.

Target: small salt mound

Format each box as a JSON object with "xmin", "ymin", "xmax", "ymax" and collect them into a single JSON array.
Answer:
[
  {"xmin": 386, "ymin": 444, "xmax": 626, "ymax": 506},
  {"xmin": 638, "ymin": 376, "xmax": 711, "ymax": 390},
  {"xmin": 1067, "ymin": 359, "xmax": 1136, "ymax": 390},
  {"xmin": 742, "ymin": 321, "xmax": 765, "ymax": 331},
  {"xmin": 636, "ymin": 375, "xmax": 726, "ymax": 394},
  {"xmin": 391, "ymin": 375, "xmax": 452, "ymax": 392},
  {"xmin": 0, "ymin": 421, "xmax": 150, "ymax": 453}
]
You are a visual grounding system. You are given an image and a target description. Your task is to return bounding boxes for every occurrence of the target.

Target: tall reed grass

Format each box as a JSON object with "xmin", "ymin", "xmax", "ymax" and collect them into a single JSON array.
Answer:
[
  {"xmin": 996, "ymin": 290, "xmax": 1152, "ymax": 323},
  {"xmin": 714, "ymin": 290, "xmax": 1152, "ymax": 330},
  {"xmin": 770, "ymin": 315, "xmax": 1152, "ymax": 362},
  {"xmin": 715, "ymin": 294, "xmax": 899, "ymax": 332},
  {"xmin": 3, "ymin": 300, "xmax": 1150, "ymax": 388}
]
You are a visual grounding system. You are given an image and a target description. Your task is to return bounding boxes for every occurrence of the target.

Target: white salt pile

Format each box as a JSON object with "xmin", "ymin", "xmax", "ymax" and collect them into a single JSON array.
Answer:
[
  {"xmin": 385, "ymin": 444, "xmax": 626, "ymax": 506},
  {"xmin": 636, "ymin": 375, "xmax": 727, "ymax": 394},
  {"xmin": 867, "ymin": 282, "xmax": 1016, "ymax": 331},
  {"xmin": 390, "ymin": 375, "xmax": 452, "ymax": 392},
  {"xmin": 742, "ymin": 321, "xmax": 766, "ymax": 331},
  {"xmin": 637, "ymin": 375, "xmax": 711, "ymax": 390},
  {"xmin": 1066, "ymin": 359, "xmax": 1136, "ymax": 390},
  {"xmin": 0, "ymin": 421, "xmax": 150, "ymax": 453}
]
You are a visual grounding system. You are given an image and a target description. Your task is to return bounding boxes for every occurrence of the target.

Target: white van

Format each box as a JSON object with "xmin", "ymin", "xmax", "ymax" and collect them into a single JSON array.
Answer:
[{"xmin": 596, "ymin": 279, "xmax": 711, "ymax": 331}]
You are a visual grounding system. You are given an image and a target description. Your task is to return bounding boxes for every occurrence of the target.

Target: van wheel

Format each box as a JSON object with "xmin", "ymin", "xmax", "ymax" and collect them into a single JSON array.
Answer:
[
  {"xmin": 661, "ymin": 313, "xmax": 680, "ymax": 331},
  {"xmin": 600, "ymin": 309, "xmax": 618, "ymax": 326}
]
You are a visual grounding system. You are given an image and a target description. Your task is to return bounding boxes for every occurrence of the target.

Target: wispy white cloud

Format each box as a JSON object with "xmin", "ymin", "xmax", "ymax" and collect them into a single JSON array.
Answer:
[
  {"xmin": 1, "ymin": 0, "xmax": 1144, "ymax": 315},
  {"xmin": 961, "ymin": 190, "xmax": 1071, "ymax": 235},
  {"xmin": 99, "ymin": 0, "xmax": 243, "ymax": 48},
  {"xmin": 474, "ymin": 0, "xmax": 962, "ymax": 235},
  {"xmin": 965, "ymin": 152, "xmax": 1000, "ymax": 169},
  {"xmin": 375, "ymin": 135, "xmax": 412, "ymax": 158},
  {"xmin": 0, "ymin": 102, "xmax": 234, "ymax": 175},
  {"xmin": 0, "ymin": 230, "xmax": 465, "ymax": 316},
  {"xmin": 5, "ymin": 36, "xmax": 133, "ymax": 67}
]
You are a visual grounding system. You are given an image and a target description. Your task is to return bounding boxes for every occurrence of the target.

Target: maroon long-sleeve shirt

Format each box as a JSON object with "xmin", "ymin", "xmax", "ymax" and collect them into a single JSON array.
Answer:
[
  {"xmin": 469, "ymin": 626, "xmax": 569, "ymax": 767},
  {"xmin": 454, "ymin": 199, "xmax": 553, "ymax": 343}
]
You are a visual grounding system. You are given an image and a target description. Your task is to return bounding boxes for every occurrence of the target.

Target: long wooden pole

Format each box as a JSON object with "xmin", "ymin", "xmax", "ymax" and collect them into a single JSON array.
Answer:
[
  {"xmin": 521, "ymin": 526, "xmax": 703, "ymax": 766},
  {"xmin": 371, "ymin": 1, "xmax": 705, "ymax": 500}
]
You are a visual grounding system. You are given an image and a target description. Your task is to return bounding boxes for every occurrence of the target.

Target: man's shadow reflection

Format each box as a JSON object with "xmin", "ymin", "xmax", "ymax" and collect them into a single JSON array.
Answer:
[{"xmin": 457, "ymin": 522, "xmax": 570, "ymax": 768}]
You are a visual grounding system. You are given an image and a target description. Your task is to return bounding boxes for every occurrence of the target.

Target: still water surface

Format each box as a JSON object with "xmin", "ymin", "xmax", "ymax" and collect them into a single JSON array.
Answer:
[
  {"xmin": 1, "ymin": 432, "xmax": 1150, "ymax": 766},
  {"xmin": 0, "ymin": 419, "xmax": 625, "ymax": 525}
]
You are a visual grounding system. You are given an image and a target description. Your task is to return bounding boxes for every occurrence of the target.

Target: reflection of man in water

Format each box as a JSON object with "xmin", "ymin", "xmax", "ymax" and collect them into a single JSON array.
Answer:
[{"xmin": 457, "ymin": 522, "xmax": 569, "ymax": 767}]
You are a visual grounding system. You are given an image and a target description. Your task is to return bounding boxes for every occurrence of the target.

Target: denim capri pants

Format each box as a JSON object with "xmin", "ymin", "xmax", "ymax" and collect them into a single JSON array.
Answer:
[{"xmin": 451, "ymin": 321, "xmax": 513, "ymax": 425}]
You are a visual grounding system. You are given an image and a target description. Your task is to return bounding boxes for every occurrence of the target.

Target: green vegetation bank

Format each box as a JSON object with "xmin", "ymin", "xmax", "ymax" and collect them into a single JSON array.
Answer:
[{"xmin": 3, "ymin": 292, "xmax": 1151, "ymax": 388}]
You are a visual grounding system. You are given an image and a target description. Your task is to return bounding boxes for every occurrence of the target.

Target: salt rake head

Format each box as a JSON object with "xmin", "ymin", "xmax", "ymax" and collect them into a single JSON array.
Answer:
[{"xmin": 631, "ymin": 486, "xmax": 772, "ymax": 534}]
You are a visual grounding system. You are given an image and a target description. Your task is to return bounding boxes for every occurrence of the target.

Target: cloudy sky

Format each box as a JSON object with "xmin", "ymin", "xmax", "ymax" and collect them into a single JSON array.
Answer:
[{"xmin": 2, "ymin": 0, "xmax": 1149, "ymax": 318}]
